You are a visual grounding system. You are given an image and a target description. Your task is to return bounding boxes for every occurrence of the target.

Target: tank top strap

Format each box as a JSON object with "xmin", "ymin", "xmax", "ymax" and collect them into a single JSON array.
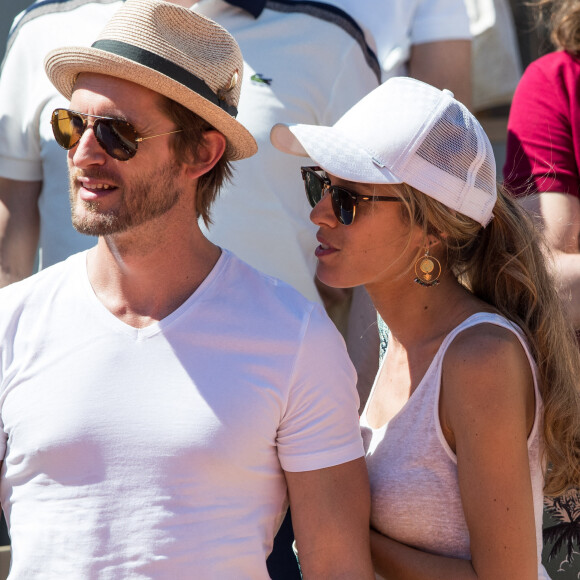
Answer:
[
  {"xmin": 438, "ymin": 312, "xmax": 524, "ymax": 352},
  {"xmin": 433, "ymin": 311, "xmax": 542, "ymax": 441}
]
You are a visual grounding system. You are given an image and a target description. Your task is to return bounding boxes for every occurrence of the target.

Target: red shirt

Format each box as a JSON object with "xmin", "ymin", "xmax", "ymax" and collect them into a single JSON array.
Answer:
[{"xmin": 504, "ymin": 50, "xmax": 580, "ymax": 198}]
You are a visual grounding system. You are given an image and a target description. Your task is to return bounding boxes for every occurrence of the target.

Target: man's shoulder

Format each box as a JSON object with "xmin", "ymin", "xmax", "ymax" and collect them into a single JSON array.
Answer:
[
  {"xmin": 219, "ymin": 250, "xmax": 317, "ymax": 313},
  {"xmin": 201, "ymin": 251, "xmax": 346, "ymax": 362},
  {"xmin": 216, "ymin": 250, "xmax": 340, "ymax": 332}
]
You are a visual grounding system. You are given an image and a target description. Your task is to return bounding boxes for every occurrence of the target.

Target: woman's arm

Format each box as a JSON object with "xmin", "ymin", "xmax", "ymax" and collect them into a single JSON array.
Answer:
[
  {"xmin": 370, "ymin": 529, "xmax": 477, "ymax": 579},
  {"xmin": 371, "ymin": 323, "xmax": 539, "ymax": 579}
]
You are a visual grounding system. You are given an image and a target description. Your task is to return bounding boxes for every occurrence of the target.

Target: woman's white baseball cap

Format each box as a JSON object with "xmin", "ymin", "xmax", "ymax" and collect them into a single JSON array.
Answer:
[{"xmin": 270, "ymin": 77, "xmax": 496, "ymax": 227}]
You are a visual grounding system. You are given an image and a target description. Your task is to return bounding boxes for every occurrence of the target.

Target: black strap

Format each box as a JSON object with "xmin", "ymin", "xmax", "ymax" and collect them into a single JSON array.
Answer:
[
  {"xmin": 91, "ymin": 40, "xmax": 238, "ymax": 118},
  {"xmin": 223, "ymin": 0, "xmax": 266, "ymax": 18}
]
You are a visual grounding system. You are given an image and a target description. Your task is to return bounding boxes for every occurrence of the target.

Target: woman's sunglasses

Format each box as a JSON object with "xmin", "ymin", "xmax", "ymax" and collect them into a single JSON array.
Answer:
[
  {"xmin": 300, "ymin": 166, "xmax": 401, "ymax": 226},
  {"xmin": 51, "ymin": 108, "xmax": 182, "ymax": 161}
]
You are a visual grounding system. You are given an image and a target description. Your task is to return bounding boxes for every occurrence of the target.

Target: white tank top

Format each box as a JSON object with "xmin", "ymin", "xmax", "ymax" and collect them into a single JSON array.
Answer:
[{"xmin": 360, "ymin": 313, "xmax": 549, "ymax": 579}]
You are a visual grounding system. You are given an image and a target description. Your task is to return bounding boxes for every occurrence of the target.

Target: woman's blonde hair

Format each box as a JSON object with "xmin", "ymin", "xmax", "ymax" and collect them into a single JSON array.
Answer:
[
  {"xmin": 395, "ymin": 182, "xmax": 580, "ymax": 496},
  {"xmin": 534, "ymin": 0, "xmax": 580, "ymax": 54}
]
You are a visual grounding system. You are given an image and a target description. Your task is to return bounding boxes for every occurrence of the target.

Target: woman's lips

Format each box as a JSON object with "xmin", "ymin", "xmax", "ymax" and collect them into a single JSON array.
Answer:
[{"xmin": 315, "ymin": 235, "xmax": 338, "ymax": 257}]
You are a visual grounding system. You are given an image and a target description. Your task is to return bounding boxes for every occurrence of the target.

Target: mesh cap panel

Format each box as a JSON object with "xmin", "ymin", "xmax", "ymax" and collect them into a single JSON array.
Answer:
[
  {"xmin": 410, "ymin": 100, "xmax": 496, "ymax": 223},
  {"xmin": 474, "ymin": 154, "xmax": 496, "ymax": 196},
  {"xmin": 416, "ymin": 103, "xmax": 477, "ymax": 184}
]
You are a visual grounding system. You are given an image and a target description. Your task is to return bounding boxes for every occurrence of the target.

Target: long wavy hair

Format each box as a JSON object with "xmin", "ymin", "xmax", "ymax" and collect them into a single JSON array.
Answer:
[
  {"xmin": 534, "ymin": 0, "xmax": 580, "ymax": 53},
  {"xmin": 394, "ymin": 182, "xmax": 580, "ymax": 496}
]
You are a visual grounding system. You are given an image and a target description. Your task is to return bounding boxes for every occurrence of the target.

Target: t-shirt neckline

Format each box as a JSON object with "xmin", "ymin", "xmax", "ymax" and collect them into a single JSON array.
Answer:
[{"xmin": 76, "ymin": 248, "xmax": 230, "ymax": 340}]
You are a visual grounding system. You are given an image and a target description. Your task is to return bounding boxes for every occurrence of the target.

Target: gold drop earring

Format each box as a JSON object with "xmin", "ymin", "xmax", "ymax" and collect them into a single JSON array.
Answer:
[{"xmin": 414, "ymin": 248, "xmax": 441, "ymax": 287}]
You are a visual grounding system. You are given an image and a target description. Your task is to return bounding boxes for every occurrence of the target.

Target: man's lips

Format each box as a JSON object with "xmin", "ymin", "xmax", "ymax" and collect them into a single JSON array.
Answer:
[{"xmin": 76, "ymin": 177, "xmax": 118, "ymax": 200}]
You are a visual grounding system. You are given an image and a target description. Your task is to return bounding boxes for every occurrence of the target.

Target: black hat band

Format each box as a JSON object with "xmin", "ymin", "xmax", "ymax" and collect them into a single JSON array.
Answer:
[{"xmin": 91, "ymin": 39, "xmax": 239, "ymax": 118}]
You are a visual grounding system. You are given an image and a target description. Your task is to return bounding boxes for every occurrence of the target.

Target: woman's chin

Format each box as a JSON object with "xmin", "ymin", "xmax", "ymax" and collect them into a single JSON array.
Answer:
[{"xmin": 315, "ymin": 267, "xmax": 358, "ymax": 290}]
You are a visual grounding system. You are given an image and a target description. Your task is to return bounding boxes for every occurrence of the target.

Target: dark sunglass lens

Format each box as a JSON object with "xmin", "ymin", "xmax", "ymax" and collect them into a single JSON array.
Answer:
[
  {"xmin": 304, "ymin": 170, "xmax": 324, "ymax": 208},
  {"xmin": 332, "ymin": 188, "xmax": 356, "ymax": 225},
  {"xmin": 94, "ymin": 119, "xmax": 138, "ymax": 161},
  {"xmin": 52, "ymin": 109, "xmax": 84, "ymax": 150}
]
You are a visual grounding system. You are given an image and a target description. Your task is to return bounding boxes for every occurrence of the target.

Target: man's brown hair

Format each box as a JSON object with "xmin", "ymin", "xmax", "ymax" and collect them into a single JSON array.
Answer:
[{"xmin": 158, "ymin": 95, "xmax": 233, "ymax": 226}]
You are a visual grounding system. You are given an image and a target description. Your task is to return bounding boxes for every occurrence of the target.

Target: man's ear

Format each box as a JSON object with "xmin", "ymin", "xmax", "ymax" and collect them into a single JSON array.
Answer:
[{"xmin": 184, "ymin": 130, "xmax": 227, "ymax": 179}]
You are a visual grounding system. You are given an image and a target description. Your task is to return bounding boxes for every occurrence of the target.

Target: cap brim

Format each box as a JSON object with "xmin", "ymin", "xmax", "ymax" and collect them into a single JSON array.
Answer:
[
  {"xmin": 271, "ymin": 123, "xmax": 402, "ymax": 184},
  {"xmin": 45, "ymin": 46, "xmax": 257, "ymax": 161}
]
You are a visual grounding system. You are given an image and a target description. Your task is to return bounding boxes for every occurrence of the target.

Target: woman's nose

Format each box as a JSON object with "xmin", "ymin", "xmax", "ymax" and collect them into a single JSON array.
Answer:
[{"xmin": 310, "ymin": 189, "xmax": 337, "ymax": 227}]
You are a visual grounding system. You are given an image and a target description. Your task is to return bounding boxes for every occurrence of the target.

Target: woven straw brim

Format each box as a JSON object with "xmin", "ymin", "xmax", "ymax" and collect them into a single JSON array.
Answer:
[{"xmin": 45, "ymin": 47, "xmax": 257, "ymax": 161}]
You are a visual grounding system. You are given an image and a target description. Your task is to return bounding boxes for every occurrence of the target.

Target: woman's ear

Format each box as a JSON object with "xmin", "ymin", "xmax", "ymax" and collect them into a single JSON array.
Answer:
[
  {"xmin": 184, "ymin": 130, "xmax": 227, "ymax": 180},
  {"xmin": 426, "ymin": 233, "xmax": 443, "ymax": 248}
]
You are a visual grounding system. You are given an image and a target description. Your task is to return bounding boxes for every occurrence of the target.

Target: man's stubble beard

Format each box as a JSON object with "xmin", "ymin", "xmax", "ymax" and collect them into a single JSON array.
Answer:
[{"xmin": 69, "ymin": 160, "xmax": 184, "ymax": 236}]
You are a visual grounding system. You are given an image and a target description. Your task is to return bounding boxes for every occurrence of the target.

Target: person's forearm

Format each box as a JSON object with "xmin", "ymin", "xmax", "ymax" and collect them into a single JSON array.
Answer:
[
  {"xmin": 298, "ymin": 534, "xmax": 374, "ymax": 580},
  {"xmin": 0, "ymin": 178, "xmax": 41, "ymax": 287},
  {"xmin": 550, "ymin": 250, "xmax": 580, "ymax": 329},
  {"xmin": 515, "ymin": 193, "xmax": 580, "ymax": 328},
  {"xmin": 409, "ymin": 40, "xmax": 472, "ymax": 110},
  {"xmin": 370, "ymin": 529, "xmax": 477, "ymax": 580},
  {"xmin": 301, "ymin": 558, "xmax": 374, "ymax": 579},
  {"xmin": 0, "ymin": 237, "xmax": 37, "ymax": 287},
  {"xmin": 287, "ymin": 459, "xmax": 375, "ymax": 580}
]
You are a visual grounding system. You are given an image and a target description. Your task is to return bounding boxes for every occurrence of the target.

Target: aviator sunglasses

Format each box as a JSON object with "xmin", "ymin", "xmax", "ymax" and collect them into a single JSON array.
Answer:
[
  {"xmin": 51, "ymin": 108, "xmax": 183, "ymax": 161},
  {"xmin": 300, "ymin": 166, "xmax": 401, "ymax": 226}
]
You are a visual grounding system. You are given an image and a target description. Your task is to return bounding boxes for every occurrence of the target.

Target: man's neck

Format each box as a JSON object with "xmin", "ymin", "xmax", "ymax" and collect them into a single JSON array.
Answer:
[{"xmin": 86, "ymin": 207, "xmax": 221, "ymax": 328}]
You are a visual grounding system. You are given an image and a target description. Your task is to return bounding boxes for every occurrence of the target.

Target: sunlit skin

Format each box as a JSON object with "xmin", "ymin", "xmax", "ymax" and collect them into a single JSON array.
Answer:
[
  {"xmin": 308, "ymin": 172, "xmax": 483, "ymax": 322},
  {"xmin": 66, "ymin": 73, "xmax": 226, "ymax": 326},
  {"xmin": 309, "ymin": 174, "xmax": 425, "ymax": 293},
  {"xmin": 68, "ymin": 74, "xmax": 188, "ymax": 239}
]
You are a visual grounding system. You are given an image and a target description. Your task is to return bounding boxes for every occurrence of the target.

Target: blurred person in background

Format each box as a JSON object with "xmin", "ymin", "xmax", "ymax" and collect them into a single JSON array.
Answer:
[{"xmin": 504, "ymin": 2, "xmax": 580, "ymax": 575}]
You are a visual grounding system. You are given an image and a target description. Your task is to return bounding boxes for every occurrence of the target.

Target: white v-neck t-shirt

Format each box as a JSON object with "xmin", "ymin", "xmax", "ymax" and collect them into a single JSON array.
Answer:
[{"xmin": 0, "ymin": 249, "xmax": 363, "ymax": 578}]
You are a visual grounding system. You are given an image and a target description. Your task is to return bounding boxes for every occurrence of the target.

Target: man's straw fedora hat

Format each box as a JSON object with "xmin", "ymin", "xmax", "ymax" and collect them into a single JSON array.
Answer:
[{"xmin": 44, "ymin": 0, "xmax": 257, "ymax": 160}]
